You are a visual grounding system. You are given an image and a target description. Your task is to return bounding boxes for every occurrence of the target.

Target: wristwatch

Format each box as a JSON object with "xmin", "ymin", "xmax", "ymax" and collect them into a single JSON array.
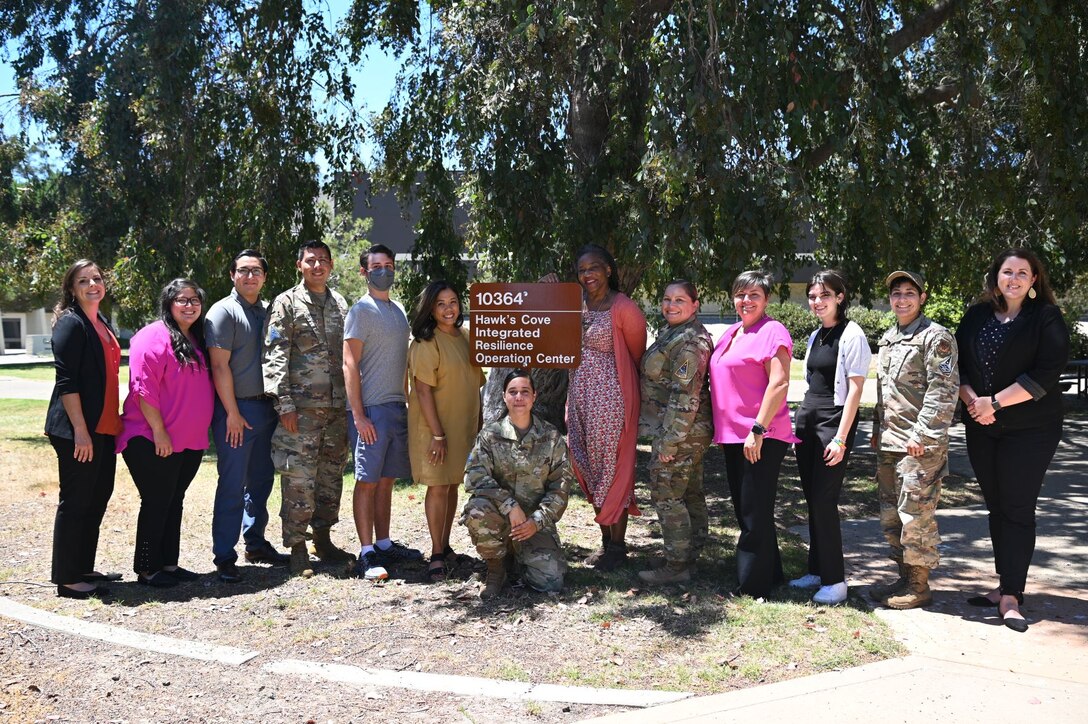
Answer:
[
  {"xmin": 991, "ymin": 395, "xmax": 1002, "ymax": 411},
  {"xmin": 751, "ymin": 422, "xmax": 768, "ymax": 436}
]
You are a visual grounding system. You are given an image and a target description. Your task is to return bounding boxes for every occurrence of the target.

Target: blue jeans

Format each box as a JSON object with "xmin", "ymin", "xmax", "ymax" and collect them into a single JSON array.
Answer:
[{"xmin": 211, "ymin": 397, "xmax": 278, "ymax": 564}]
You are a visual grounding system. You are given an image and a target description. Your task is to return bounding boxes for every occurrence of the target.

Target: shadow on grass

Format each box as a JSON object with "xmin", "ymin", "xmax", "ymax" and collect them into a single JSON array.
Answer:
[
  {"xmin": 95, "ymin": 562, "xmax": 318, "ymax": 608},
  {"xmin": 408, "ymin": 441, "xmax": 880, "ymax": 637},
  {"xmin": 8, "ymin": 435, "xmax": 51, "ymax": 447}
]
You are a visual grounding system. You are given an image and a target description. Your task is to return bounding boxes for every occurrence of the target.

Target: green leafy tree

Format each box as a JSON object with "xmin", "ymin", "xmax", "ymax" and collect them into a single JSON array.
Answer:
[
  {"xmin": 323, "ymin": 206, "xmax": 374, "ymax": 304},
  {"xmin": 347, "ymin": 1, "xmax": 1087, "ymax": 303},
  {"xmin": 1, "ymin": 1, "xmax": 363, "ymax": 325}
]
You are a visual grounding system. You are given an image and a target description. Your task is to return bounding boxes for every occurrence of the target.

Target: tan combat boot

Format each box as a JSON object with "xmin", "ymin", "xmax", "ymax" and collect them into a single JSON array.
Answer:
[
  {"xmin": 311, "ymin": 528, "xmax": 354, "ymax": 563},
  {"xmin": 480, "ymin": 558, "xmax": 507, "ymax": 600},
  {"xmin": 290, "ymin": 542, "xmax": 314, "ymax": 577},
  {"xmin": 638, "ymin": 562, "xmax": 691, "ymax": 585},
  {"xmin": 868, "ymin": 559, "xmax": 910, "ymax": 601},
  {"xmin": 884, "ymin": 565, "xmax": 933, "ymax": 609}
]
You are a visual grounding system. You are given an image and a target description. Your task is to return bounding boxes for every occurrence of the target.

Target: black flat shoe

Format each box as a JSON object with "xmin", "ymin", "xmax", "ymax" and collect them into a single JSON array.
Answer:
[
  {"xmin": 82, "ymin": 572, "xmax": 123, "ymax": 583},
  {"xmin": 57, "ymin": 584, "xmax": 109, "ymax": 600},
  {"xmin": 966, "ymin": 592, "xmax": 1024, "ymax": 607},
  {"xmin": 1002, "ymin": 611, "xmax": 1029, "ymax": 633},
  {"xmin": 137, "ymin": 572, "xmax": 178, "ymax": 588},
  {"xmin": 163, "ymin": 566, "xmax": 200, "ymax": 582}
]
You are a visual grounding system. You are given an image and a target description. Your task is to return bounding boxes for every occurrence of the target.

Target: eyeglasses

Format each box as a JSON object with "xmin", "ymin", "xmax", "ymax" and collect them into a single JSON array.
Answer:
[
  {"xmin": 235, "ymin": 267, "xmax": 265, "ymax": 278},
  {"xmin": 173, "ymin": 297, "xmax": 203, "ymax": 307}
]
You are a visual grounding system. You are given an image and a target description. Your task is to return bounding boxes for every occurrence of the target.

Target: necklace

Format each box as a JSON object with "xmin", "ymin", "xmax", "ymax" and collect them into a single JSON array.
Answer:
[
  {"xmin": 817, "ymin": 323, "xmax": 838, "ymax": 346},
  {"xmin": 582, "ymin": 291, "xmax": 612, "ymax": 330}
]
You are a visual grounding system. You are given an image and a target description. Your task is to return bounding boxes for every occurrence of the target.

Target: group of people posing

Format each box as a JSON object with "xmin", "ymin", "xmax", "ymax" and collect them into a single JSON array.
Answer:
[{"xmin": 45, "ymin": 244, "xmax": 1068, "ymax": 632}]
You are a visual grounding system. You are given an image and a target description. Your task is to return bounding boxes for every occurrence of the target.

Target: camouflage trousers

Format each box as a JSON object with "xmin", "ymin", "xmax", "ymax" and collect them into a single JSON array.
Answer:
[
  {"xmin": 876, "ymin": 449, "xmax": 946, "ymax": 569},
  {"xmin": 271, "ymin": 407, "xmax": 348, "ymax": 548},
  {"xmin": 648, "ymin": 439, "xmax": 710, "ymax": 565},
  {"xmin": 461, "ymin": 497, "xmax": 566, "ymax": 593}
]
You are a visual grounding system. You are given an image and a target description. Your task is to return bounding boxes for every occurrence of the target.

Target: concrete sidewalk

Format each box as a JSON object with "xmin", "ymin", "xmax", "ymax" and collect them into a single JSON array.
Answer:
[
  {"xmin": 588, "ymin": 412, "xmax": 1088, "ymax": 723},
  {"xmin": 0, "ymin": 376, "xmax": 54, "ymax": 400}
]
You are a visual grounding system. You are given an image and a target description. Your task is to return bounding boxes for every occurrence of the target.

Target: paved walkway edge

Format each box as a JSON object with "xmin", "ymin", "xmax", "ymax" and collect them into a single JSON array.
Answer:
[
  {"xmin": 0, "ymin": 595, "xmax": 258, "ymax": 665},
  {"xmin": 266, "ymin": 659, "xmax": 691, "ymax": 707},
  {"xmin": 581, "ymin": 655, "xmax": 1088, "ymax": 723},
  {"xmin": 0, "ymin": 595, "xmax": 691, "ymax": 708}
]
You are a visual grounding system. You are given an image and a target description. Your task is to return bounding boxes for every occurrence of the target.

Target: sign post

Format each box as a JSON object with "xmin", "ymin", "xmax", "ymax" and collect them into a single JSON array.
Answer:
[{"xmin": 469, "ymin": 283, "xmax": 583, "ymax": 369}]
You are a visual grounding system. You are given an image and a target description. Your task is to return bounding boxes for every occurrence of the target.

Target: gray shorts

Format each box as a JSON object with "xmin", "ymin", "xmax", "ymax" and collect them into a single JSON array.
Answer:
[{"xmin": 348, "ymin": 403, "xmax": 411, "ymax": 483}]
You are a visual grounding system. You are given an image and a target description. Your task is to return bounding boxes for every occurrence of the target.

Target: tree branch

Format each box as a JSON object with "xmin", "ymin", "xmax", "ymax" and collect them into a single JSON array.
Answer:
[
  {"xmin": 919, "ymin": 82, "xmax": 960, "ymax": 105},
  {"xmin": 887, "ymin": 0, "xmax": 965, "ymax": 58}
]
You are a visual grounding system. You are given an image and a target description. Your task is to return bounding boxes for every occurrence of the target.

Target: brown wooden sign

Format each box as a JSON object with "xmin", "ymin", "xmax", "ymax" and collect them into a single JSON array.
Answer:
[{"xmin": 469, "ymin": 283, "xmax": 583, "ymax": 369}]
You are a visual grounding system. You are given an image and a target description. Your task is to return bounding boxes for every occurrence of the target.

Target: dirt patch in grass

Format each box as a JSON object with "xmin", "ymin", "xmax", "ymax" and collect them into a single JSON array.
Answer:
[{"xmin": 0, "ymin": 398, "xmax": 917, "ymax": 722}]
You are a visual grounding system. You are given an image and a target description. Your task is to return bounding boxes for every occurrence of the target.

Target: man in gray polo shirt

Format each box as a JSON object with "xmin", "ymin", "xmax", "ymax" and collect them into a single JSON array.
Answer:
[
  {"xmin": 344, "ymin": 244, "xmax": 423, "ymax": 580},
  {"xmin": 206, "ymin": 249, "xmax": 288, "ymax": 582}
]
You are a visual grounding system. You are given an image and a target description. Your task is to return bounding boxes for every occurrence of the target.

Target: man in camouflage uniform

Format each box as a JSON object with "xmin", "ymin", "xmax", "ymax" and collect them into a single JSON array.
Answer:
[
  {"xmin": 461, "ymin": 411, "xmax": 573, "ymax": 599},
  {"xmin": 871, "ymin": 270, "xmax": 959, "ymax": 609},
  {"xmin": 263, "ymin": 240, "xmax": 353, "ymax": 575},
  {"xmin": 636, "ymin": 296, "xmax": 714, "ymax": 585}
]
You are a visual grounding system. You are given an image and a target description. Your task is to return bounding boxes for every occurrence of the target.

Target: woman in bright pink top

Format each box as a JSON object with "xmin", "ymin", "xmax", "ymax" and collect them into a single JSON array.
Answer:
[
  {"xmin": 118, "ymin": 279, "xmax": 214, "ymax": 588},
  {"xmin": 710, "ymin": 270, "xmax": 799, "ymax": 598}
]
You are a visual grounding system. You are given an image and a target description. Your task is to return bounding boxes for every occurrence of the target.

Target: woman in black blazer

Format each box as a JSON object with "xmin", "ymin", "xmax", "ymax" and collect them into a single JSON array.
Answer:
[
  {"xmin": 45, "ymin": 260, "xmax": 124, "ymax": 599},
  {"xmin": 955, "ymin": 248, "xmax": 1069, "ymax": 633}
]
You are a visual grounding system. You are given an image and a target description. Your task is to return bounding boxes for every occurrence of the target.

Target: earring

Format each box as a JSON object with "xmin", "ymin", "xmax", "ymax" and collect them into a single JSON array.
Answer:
[{"xmin": 1028, "ymin": 287, "xmax": 1037, "ymax": 299}]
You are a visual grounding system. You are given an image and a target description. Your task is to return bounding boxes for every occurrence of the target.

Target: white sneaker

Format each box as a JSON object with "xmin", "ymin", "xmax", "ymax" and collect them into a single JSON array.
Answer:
[
  {"xmin": 813, "ymin": 582, "xmax": 848, "ymax": 605},
  {"xmin": 789, "ymin": 573, "xmax": 822, "ymax": 589},
  {"xmin": 354, "ymin": 551, "xmax": 388, "ymax": 581}
]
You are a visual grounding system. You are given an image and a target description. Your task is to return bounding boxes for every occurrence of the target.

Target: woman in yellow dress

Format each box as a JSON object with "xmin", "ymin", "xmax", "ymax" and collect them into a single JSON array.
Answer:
[{"xmin": 408, "ymin": 281, "xmax": 485, "ymax": 581}]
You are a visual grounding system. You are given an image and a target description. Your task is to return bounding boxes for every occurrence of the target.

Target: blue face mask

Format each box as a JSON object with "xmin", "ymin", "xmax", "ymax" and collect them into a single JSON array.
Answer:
[{"xmin": 367, "ymin": 268, "xmax": 395, "ymax": 292}]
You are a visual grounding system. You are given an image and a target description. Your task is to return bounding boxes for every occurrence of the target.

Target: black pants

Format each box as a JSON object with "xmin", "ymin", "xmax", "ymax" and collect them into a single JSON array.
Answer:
[
  {"xmin": 122, "ymin": 436, "xmax": 203, "ymax": 574},
  {"xmin": 794, "ymin": 399, "xmax": 859, "ymax": 586},
  {"xmin": 722, "ymin": 439, "xmax": 787, "ymax": 597},
  {"xmin": 965, "ymin": 419, "xmax": 1062, "ymax": 596},
  {"xmin": 49, "ymin": 434, "xmax": 116, "ymax": 584}
]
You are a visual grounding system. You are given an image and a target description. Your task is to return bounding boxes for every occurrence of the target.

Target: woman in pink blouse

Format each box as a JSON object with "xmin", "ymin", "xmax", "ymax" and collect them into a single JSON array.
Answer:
[
  {"xmin": 118, "ymin": 279, "xmax": 214, "ymax": 588},
  {"xmin": 710, "ymin": 271, "xmax": 799, "ymax": 598}
]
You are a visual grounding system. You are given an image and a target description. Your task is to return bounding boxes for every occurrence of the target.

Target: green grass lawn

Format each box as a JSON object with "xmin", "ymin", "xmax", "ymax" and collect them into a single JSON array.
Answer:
[{"xmin": 0, "ymin": 363, "xmax": 130, "ymax": 385}]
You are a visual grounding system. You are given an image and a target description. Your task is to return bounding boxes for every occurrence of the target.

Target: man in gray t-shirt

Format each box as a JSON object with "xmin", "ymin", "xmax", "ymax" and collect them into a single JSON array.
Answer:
[
  {"xmin": 205, "ymin": 249, "xmax": 288, "ymax": 582},
  {"xmin": 344, "ymin": 244, "xmax": 422, "ymax": 580}
]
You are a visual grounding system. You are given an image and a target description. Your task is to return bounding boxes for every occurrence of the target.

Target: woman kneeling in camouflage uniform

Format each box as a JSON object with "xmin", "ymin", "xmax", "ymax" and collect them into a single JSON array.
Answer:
[
  {"xmin": 462, "ymin": 369, "xmax": 573, "ymax": 600},
  {"xmin": 638, "ymin": 281, "xmax": 714, "ymax": 585}
]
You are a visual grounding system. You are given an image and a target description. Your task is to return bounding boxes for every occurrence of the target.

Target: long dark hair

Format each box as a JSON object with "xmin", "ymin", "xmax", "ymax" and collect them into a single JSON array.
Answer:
[
  {"xmin": 52, "ymin": 259, "xmax": 103, "ymax": 326},
  {"xmin": 807, "ymin": 269, "xmax": 850, "ymax": 324},
  {"xmin": 411, "ymin": 280, "xmax": 464, "ymax": 341},
  {"xmin": 983, "ymin": 247, "xmax": 1057, "ymax": 312},
  {"xmin": 158, "ymin": 278, "xmax": 207, "ymax": 369},
  {"xmin": 575, "ymin": 244, "xmax": 620, "ymax": 292}
]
